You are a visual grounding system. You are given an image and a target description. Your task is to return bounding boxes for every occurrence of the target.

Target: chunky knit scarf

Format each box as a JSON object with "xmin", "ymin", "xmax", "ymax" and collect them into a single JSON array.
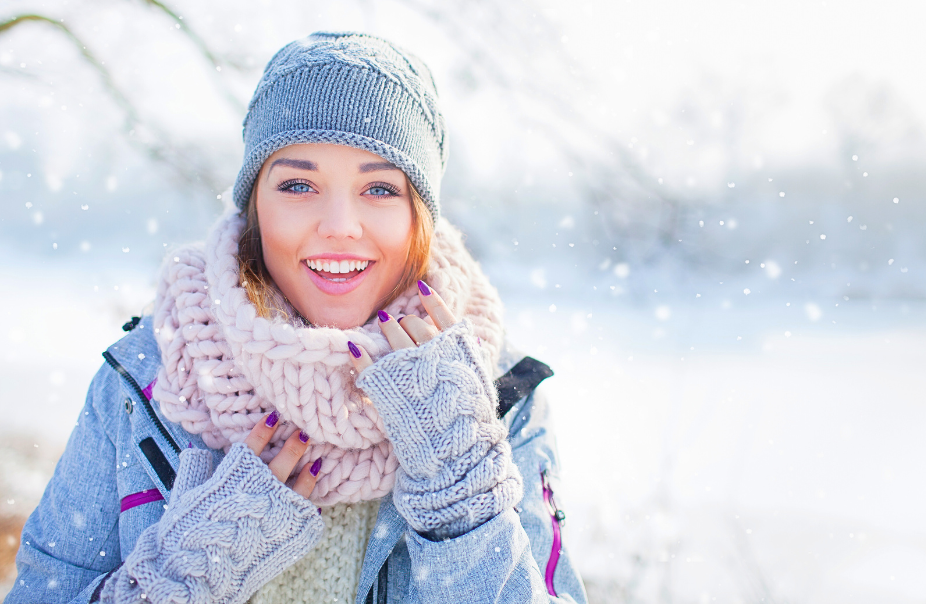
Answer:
[{"xmin": 152, "ymin": 208, "xmax": 504, "ymax": 506}]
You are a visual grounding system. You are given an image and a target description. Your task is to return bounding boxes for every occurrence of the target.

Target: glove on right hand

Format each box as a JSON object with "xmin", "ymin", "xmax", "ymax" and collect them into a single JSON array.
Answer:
[{"xmin": 98, "ymin": 442, "xmax": 323, "ymax": 603}]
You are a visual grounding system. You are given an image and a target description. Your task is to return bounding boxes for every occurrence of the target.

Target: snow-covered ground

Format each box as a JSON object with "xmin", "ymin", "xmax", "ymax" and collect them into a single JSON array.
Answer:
[
  {"xmin": 503, "ymin": 292, "xmax": 926, "ymax": 602},
  {"xmin": 1, "ymin": 255, "xmax": 924, "ymax": 602}
]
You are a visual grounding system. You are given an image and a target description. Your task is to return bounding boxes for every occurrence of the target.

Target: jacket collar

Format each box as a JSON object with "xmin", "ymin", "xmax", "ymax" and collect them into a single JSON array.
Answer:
[{"xmin": 104, "ymin": 315, "xmax": 162, "ymax": 393}]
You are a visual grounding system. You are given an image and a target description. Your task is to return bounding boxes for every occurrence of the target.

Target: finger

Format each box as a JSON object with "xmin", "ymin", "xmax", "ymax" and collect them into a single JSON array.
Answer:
[
  {"xmin": 267, "ymin": 428, "xmax": 310, "ymax": 483},
  {"xmin": 416, "ymin": 280, "xmax": 457, "ymax": 330},
  {"xmin": 398, "ymin": 315, "xmax": 440, "ymax": 345},
  {"xmin": 347, "ymin": 340, "xmax": 373, "ymax": 372},
  {"xmin": 291, "ymin": 457, "xmax": 323, "ymax": 499},
  {"xmin": 244, "ymin": 411, "xmax": 282, "ymax": 456},
  {"xmin": 377, "ymin": 310, "xmax": 416, "ymax": 349}
]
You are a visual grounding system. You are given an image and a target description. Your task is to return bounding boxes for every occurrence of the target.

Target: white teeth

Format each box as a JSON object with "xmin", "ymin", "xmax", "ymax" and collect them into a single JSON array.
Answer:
[{"xmin": 307, "ymin": 259, "xmax": 371, "ymax": 273}]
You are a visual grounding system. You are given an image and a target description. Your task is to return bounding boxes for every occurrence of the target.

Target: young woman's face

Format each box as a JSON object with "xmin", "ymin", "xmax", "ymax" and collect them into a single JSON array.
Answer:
[{"xmin": 255, "ymin": 143, "xmax": 414, "ymax": 329}]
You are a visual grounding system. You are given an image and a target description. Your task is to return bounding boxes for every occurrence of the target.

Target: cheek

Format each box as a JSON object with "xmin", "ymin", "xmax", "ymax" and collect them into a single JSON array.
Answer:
[
  {"xmin": 371, "ymin": 212, "xmax": 414, "ymax": 266},
  {"xmin": 257, "ymin": 201, "xmax": 307, "ymax": 269}
]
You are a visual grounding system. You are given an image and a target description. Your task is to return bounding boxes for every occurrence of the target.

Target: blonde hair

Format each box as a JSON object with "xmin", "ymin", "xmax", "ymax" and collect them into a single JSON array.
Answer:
[{"xmin": 237, "ymin": 181, "xmax": 433, "ymax": 321}]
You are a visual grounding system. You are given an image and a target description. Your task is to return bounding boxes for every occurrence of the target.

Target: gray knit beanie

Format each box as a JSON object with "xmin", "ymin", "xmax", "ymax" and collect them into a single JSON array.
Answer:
[{"xmin": 233, "ymin": 32, "xmax": 448, "ymax": 222}]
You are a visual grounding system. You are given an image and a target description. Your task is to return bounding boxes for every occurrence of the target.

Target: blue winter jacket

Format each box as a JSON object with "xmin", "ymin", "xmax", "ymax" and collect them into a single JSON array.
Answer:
[{"xmin": 4, "ymin": 318, "xmax": 586, "ymax": 603}]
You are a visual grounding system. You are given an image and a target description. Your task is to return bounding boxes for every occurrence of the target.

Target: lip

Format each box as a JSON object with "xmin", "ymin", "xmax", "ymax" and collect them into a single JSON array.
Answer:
[{"xmin": 303, "ymin": 258, "xmax": 374, "ymax": 296}]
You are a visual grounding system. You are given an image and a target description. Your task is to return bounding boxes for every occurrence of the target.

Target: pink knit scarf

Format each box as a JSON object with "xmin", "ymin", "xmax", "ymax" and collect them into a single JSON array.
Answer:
[{"xmin": 152, "ymin": 209, "xmax": 504, "ymax": 506}]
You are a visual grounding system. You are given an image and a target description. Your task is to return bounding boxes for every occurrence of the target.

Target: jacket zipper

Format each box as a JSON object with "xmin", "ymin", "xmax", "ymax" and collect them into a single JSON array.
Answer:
[
  {"xmin": 540, "ymin": 468, "xmax": 566, "ymax": 597},
  {"xmin": 102, "ymin": 351, "xmax": 181, "ymax": 455}
]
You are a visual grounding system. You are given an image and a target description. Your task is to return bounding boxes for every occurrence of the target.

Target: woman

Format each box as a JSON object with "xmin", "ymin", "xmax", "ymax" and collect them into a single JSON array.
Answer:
[{"xmin": 5, "ymin": 32, "xmax": 586, "ymax": 603}]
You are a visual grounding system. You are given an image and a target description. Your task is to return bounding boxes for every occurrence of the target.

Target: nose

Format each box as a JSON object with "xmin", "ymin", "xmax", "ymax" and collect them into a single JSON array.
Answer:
[{"xmin": 316, "ymin": 193, "xmax": 363, "ymax": 240}]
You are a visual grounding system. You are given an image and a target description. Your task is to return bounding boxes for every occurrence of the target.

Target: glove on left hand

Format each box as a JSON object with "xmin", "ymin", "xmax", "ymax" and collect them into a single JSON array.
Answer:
[{"xmin": 357, "ymin": 320, "xmax": 523, "ymax": 540}]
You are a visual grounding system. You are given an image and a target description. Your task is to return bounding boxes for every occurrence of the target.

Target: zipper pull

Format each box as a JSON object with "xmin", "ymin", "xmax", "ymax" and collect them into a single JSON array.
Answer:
[{"xmin": 540, "ymin": 469, "xmax": 566, "ymax": 526}]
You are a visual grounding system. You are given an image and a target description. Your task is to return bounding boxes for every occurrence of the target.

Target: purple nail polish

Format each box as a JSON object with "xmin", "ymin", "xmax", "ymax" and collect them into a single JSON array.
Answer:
[
  {"xmin": 299, "ymin": 430, "xmax": 309, "ymax": 443},
  {"xmin": 265, "ymin": 410, "xmax": 279, "ymax": 428},
  {"xmin": 188, "ymin": 441, "xmax": 193, "ymax": 449},
  {"xmin": 317, "ymin": 507, "xmax": 322, "ymax": 515},
  {"xmin": 348, "ymin": 341, "xmax": 362, "ymax": 359},
  {"xmin": 417, "ymin": 280, "xmax": 431, "ymax": 296},
  {"xmin": 310, "ymin": 458, "xmax": 322, "ymax": 476},
  {"xmin": 377, "ymin": 310, "xmax": 390, "ymax": 323}
]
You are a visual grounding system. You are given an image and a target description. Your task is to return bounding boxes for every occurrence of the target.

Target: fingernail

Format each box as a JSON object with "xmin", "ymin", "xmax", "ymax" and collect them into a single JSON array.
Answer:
[
  {"xmin": 317, "ymin": 507, "xmax": 322, "ymax": 515},
  {"xmin": 417, "ymin": 280, "xmax": 431, "ymax": 296},
  {"xmin": 299, "ymin": 430, "xmax": 309, "ymax": 443},
  {"xmin": 265, "ymin": 410, "xmax": 279, "ymax": 428},
  {"xmin": 396, "ymin": 315, "xmax": 405, "ymax": 322},
  {"xmin": 188, "ymin": 441, "xmax": 193, "ymax": 449},
  {"xmin": 347, "ymin": 341, "xmax": 362, "ymax": 359},
  {"xmin": 310, "ymin": 458, "xmax": 323, "ymax": 476},
  {"xmin": 377, "ymin": 310, "xmax": 390, "ymax": 323}
]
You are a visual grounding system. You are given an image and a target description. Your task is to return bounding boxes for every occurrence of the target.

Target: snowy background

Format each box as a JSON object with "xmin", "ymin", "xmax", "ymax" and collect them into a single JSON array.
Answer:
[{"xmin": 2, "ymin": 0, "xmax": 925, "ymax": 601}]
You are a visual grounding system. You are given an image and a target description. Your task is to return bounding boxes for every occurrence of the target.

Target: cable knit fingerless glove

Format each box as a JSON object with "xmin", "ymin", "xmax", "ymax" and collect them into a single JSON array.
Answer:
[
  {"xmin": 356, "ymin": 319, "xmax": 523, "ymax": 540},
  {"xmin": 97, "ymin": 443, "xmax": 324, "ymax": 603}
]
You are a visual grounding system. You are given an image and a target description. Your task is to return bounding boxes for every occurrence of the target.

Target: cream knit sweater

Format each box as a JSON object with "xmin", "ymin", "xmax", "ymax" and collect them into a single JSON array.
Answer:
[{"xmin": 248, "ymin": 499, "xmax": 380, "ymax": 604}]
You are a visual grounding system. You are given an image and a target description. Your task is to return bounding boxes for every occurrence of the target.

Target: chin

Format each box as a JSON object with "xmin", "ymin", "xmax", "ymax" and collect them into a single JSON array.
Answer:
[{"xmin": 302, "ymin": 306, "xmax": 372, "ymax": 330}]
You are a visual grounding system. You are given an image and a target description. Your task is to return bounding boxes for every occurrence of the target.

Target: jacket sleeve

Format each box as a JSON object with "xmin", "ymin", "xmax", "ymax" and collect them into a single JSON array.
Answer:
[
  {"xmin": 401, "ymin": 385, "xmax": 587, "ymax": 604},
  {"xmin": 4, "ymin": 364, "xmax": 125, "ymax": 604},
  {"xmin": 5, "ymin": 364, "xmax": 326, "ymax": 605}
]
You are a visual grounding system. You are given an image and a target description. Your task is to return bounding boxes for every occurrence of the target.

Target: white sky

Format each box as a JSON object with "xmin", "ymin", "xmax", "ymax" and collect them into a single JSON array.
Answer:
[
  {"xmin": 3, "ymin": 0, "xmax": 924, "ymax": 192},
  {"xmin": 553, "ymin": 0, "xmax": 926, "ymax": 160}
]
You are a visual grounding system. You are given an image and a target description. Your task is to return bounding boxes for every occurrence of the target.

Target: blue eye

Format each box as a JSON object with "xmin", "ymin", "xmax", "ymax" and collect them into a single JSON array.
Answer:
[
  {"xmin": 365, "ymin": 183, "xmax": 399, "ymax": 197},
  {"xmin": 278, "ymin": 179, "xmax": 314, "ymax": 194}
]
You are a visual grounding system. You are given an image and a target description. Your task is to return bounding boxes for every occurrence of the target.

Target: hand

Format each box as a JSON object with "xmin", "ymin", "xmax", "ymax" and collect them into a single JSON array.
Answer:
[
  {"xmin": 347, "ymin": 279, "xmax": 457, "ymax": 370},
  {"xmin": 244, "ymin": 412, "xmax": 321, "ymax": 498},
  {"xmin": 345, "ymin": 280, "xmax": 522, "ymax": 540},
  {"xmin": 100, "ymin": 419, "xmax": 325, "ymax": 603}
]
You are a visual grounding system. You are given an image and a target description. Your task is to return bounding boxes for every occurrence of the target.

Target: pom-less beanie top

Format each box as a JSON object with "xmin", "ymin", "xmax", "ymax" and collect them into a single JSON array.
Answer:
[{"xmin": 232, "ymin": 32, "xmax": 449, "ymax": 222}]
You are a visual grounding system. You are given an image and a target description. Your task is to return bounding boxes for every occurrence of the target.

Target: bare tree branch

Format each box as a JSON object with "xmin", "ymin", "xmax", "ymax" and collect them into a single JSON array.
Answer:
[
  {"xmin": 138, "ymin": 0, "xmax": 248, "ymax": 113},
  {"xmin": 0, "ymin": 12, "xmax": 226, "ymax": 193}
]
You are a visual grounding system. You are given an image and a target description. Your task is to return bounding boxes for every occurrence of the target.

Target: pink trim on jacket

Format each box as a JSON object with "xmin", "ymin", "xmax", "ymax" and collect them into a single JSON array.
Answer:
[
  {"xmin": 541, "ymin": 470, "xmax": 564, "ymax": 597},
  {"xmin": 120, "ymin": 489, "xmax": 164, "ymax": 512},
  {"xmin": 142, "ymin": 378, "xmax": 157, "ymax": 401}
]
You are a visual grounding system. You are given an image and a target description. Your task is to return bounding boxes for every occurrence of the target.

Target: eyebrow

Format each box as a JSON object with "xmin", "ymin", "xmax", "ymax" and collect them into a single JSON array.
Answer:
[
  {"xmin": 267, "ymin": 158, "xmax": 318, "ymax": 177},
  {"xmin": 359, "ymin": 161, "xmax": 399, "ymax": 173}
]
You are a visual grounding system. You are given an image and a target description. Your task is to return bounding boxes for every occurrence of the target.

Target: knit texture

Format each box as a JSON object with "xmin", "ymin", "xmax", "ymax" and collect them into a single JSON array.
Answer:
[
  {"xmin": 247, "ymin": 499, "xmax": 379, "ymax": 604},
  {"xmin": 152, "ymin": 208, "xmax": 504, "ymax": 506},
  {"xmin": 98, "ymin": 444, "xmax": 324, "ymax": 603},
  {"xmin": 233, "ymin": 32, "xmax": 448, "ymax": 222},
  {"xmin": 357, "ymin": 320, "xmax": 524, "ymax": 540}
]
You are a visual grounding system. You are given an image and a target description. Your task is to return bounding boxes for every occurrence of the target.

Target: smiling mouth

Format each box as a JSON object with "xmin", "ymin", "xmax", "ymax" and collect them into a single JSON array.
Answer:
[{"xmin": 305, "ymin": 259, "xmax": 373, "ymax": 283}]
